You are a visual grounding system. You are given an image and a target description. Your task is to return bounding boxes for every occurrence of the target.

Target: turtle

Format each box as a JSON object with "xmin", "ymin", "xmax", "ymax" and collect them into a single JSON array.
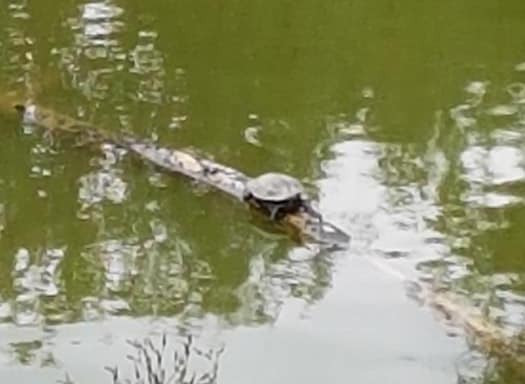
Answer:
[{"xmin": 243, "ymin": 172, "xmax": 319, "ymax": 221}]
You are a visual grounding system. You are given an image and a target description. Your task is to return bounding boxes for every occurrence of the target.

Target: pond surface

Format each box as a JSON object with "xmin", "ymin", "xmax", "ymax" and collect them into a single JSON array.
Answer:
[{"xmin": 1, "ymin": 1, "xmax": 525, "ymax": 383}]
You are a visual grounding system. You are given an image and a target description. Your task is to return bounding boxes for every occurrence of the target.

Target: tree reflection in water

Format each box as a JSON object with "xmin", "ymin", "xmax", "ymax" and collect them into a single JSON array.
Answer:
[
  {"xmin": 369, "ymin": 75, "xmax": 525, "ymax": 381},
  {"xmin": 59, "ymin": 334, "xmax": 223, "ymax": 384}
]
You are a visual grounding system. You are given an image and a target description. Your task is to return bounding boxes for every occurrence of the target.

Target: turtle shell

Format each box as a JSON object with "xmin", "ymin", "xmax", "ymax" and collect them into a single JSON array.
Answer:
[{"xmin": 246, "ymin": 172, "xmax": 304, "ymax": 202}]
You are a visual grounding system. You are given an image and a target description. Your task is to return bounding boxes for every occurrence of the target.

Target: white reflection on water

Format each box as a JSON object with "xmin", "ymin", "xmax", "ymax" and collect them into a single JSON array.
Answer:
[
  {"xmin": 79, "ymin": 1, "xmax": 123, "ymax": 42},
  {"xmin": 487, "ymin": 104, "xmax": 519, "ymax": 117},
  {"xmin": 429, "ymin": 77, "xmax": 525, "ymax": 336},
  {"xmin": 461, "ymin": 145, "xmax": 525, "ymax": 186},
  {"xmin": 57, "ymin": 0, "xmax": 124, "ymax": 103},
  {"xmin": 55, "ymin": 0, "xmax": 188, "ymax": 131},
  {"xmin": 230, "ymin": 106, "xmax": 465, "ymax": 382},
  {"xmin": 82, "ymin": 2, "xmax": 123, "ymax": 21},
  {"xmin": 97, "ymin": 239, "xmax": 141, "ymax": 294},
  {"xmin": 308, "ymin": 78, "xmax": 525, "ymax": 380},
  {"xmin": 129, "ymin": 30, "xmax": 167, "ymax": 104},
  {"xmin": 234, "ymin": 244, "xmax": 328, "ymax": 324},
  {"xmin": 463, "ymin": 192, "xmax": 522, "ymax": 209},
  {"xmin": 78, "ymin": 169, "xmax": 128, "ymax": 205},
  {"xmin": 3, "ymin": 0, "xmax": 37, "ymax": 94},
  {"xmin": 9, "ymin": 247, "xmax": 66, "ymax": 326}
]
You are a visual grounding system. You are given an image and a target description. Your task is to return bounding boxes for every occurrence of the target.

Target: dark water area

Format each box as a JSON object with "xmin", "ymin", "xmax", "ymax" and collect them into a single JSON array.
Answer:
[{"xmin": 1, "ymin": 1, "xmax": 525, "ymax": 383}]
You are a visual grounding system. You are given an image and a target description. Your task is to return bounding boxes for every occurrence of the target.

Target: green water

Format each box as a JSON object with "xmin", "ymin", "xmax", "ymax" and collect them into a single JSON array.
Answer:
[{"xmin": 1, "ymin": 1, "xmax": 525, "ymax": 383}]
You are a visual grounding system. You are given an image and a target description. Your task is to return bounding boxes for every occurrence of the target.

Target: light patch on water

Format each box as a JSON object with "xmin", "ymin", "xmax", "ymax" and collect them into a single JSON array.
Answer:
[
  {"xmin": 313, "ymin": 106, "xmax": 525, "ymax": 377},
  {"xmin": 9, "ymin": 247, "xmax": 66, "ymax": 326},
  {"xmin": 99, "ymin": 298, "xmax": 131, "ymax": 314},
  {"xmin": 13, "ymin": 292, "xmax": 41, "ymax": 327},
  {"xmin": 78, "ymin": 169, "xmax": 128, "ymax": 204},
  {"xmin": 0, "ymin": 318, "xmax": 224, "ymax": 383},
  {"xmin": 339, "ymin": 122, "xmax": 366, "ymax": 137},
  {"xmin": 81, "ymin": 2, "xmax": 124, "ymax": 21},
  {"xmin": 69, "ymin": 2, "xmax": 124, "ymax": 46},
  {"xmin": 495, "ymin": 290, "xmax": 525, "ymax": 334},
  {"xmin": 486, "ymin": 104, "xmax": 519, "ymax": 117},
  {"xmin": 461, "ymin": 145, "xmax": 525, "ymax": 185},
  {"xmin": 318, "ymin": 130, "xmax": 448, "ymax": 279},
  {"xmin": 362, "ymin": 86, "xmax": 375, "ymax": 99},
  {"xmin": 83, "ymin": 22, "xmax": 115, "ymax": 38},
  {"xmin": 149, "ymin": 218, "xmax": 168, "ymax": 243},
  {"xmin": 243, "ymin": 126, "xmax": 262, "ymax": 147},
  {"xmin": 0, "ymin": 203, "xmax": 5, "ymax": 235},
  {"xmin": 320, "ymin": 139, "xmax": 384, "ymax": 218},
  {"xmin": 450, "ymin": 104, "xmax": 477, "ymax": 129},
  {"xmin": 355, "ymin": 107, "xmax": 369, "ymax": 123},
  {"xmin": 515, "ymin": 62, "xmax": 525, "ymax": 72},
  {"xmin": 506, "ymin": 82, "xmax": 525, "ymax": 101},
  {"xmin": 8, "ymin": 2, "xmax": 30, "ymax": 20},
  {"xmin": 56, "ymin": 0, "xmax": 128, "ymax": 104},
  {"xmin": 14, "ymin": 248, "xmax": 30, "ymax": 272},
  {"xmin": 463, "ymin": 192, "xmax": 523, "ymax": 208},
  {"xmin": 424, "ymin": 76, "xmax": 525, "ymax": 341},
  {"xmin": 0, "ymin": 302, "xmax": 11, "ymax": 322},
  {"xmin": 371, "ymin": 225, "xmax": 428, "ymax": 259},
  {"xmin": 225, "ymin": 254, "xmax": 465, "ymax": 384},
  {"xmin": 465, "ymin": 81, "xmax": 488, "ymax": 106},
  {"xmin": 490, "ymin": 128, "xmax": 524, "ymax": 143},
  {"xmin": 128, "ymin": 29, "xmax": 167, "ymax": 104},
  {"xmin": 233, "ymin": 242, "xmax": 331, "ymax": 325},
  {"xmin": 148, "ymin": 172, "xmax": 168, "ymax": 188},
  {"xmin": 95, "ymin": 239, "xmax": 141, "ymax": 294},
  {"xmin": 169, "ymin": 114, "xmax": 188, "ymax": 130},
  {"xmin": 30, "ymin": 165, "xmax": 52, "ymax": 178},
  {"xmin": 465, "ymin": 81, "xmax": 488, "ymax": 96}
]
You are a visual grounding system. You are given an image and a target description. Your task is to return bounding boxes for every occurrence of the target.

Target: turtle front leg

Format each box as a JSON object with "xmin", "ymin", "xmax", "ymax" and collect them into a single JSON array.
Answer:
[{"xmin": 269, "ymin": 205, "xmax": 281, "ymax": 221}]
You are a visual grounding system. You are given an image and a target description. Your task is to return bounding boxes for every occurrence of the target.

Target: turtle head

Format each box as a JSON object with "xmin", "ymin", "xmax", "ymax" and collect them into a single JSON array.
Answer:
[{"xmin": 242, "ymin": 186, "xmax": 252, "ymax": 202}]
